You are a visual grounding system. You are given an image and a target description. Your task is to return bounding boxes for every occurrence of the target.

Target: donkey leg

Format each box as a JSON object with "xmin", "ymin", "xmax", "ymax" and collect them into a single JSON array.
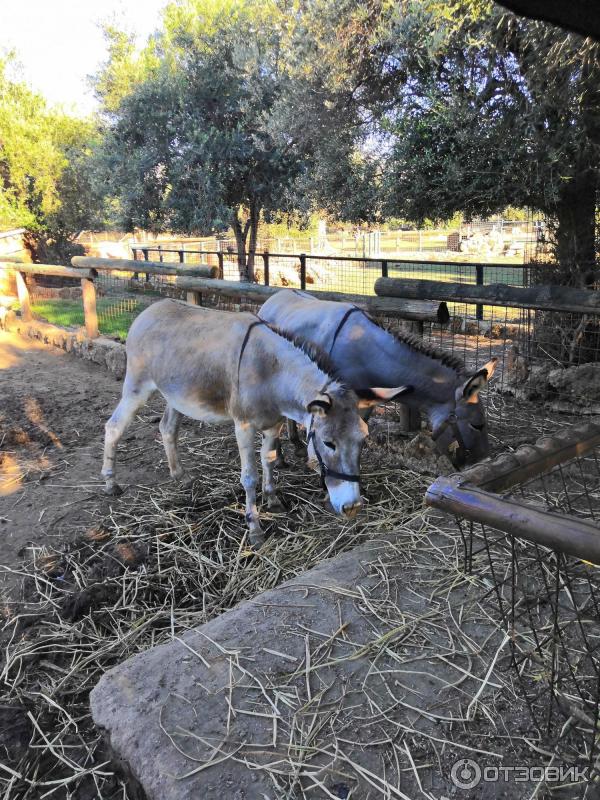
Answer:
[
  {"xmin": 102, "ymin": 377, "xmax": 154, "ymax": 495},
  {"xmin": 234, "ymin": 421, "xmax": 264, "ymax": 546},
  {"xmin": 261, "ymin": 425, "xmax": 285, "ymax": 512},
  {"xmin": 273, "ymin": 435, "xmax": 288, "ymax": 469},
  {"xmin": 159, "ymin": 405, "xmax": 187, "ymax": 481},
  {"xmin": 287, "ymin": 418, "xmax": 306, "ymax": 456}
]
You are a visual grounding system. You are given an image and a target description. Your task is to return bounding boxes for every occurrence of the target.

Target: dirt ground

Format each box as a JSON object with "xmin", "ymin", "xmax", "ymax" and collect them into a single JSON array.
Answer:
[
  {"xmin": 0, "ymin": 330, "xmax": 175, "ymax": 603},
  {"xmin": 1, "ymin": 331, "xmax": 597, "ymax": 800}
]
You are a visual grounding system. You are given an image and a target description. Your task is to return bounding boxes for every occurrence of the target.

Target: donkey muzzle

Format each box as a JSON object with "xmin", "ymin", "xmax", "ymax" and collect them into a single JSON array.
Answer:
[{"xmin": 342, "ymin": 500, "xmax": 363, "ymax": 518}]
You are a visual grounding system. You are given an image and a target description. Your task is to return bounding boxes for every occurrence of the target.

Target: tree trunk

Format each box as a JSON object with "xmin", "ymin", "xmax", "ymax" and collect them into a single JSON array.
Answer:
[
  {"xmin": 553, "ymin": 168, "xmax": 598, "ymax": 287},
  {"xmin": 246, "ymin": 203, "xmax": 260, "ymax": 283},
  {"xmin": 232, "ymin": 212, "xmax": 247, "ymax": 277}
]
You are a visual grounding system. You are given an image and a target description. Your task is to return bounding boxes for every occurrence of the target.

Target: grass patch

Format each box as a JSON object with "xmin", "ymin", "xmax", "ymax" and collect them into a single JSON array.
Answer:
[{"xmin": 31, "ymin": 298, "xmax": 144, "ymax": 340}]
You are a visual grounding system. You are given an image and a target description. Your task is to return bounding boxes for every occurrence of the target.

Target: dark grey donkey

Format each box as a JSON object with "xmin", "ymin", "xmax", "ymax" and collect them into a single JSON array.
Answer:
[
  {"xmin": 102, "ymin": 300, "xmax": 409, "ymax": 544},
  {"xmin": 260, "ymin": 289, "xmax": 497, "ymax": 467}
]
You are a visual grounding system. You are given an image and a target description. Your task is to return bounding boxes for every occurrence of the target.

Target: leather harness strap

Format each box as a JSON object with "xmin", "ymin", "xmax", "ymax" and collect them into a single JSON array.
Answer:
[
  {"xmin": 329, "ymin": 306, "xmax": 362, "ymax": 355},
  {"xmin": 237, "ymin": 317, "xmax": 268, "ymax": 384},
  {"xmin": 431, "ymin": 412, "xmax": 468, "ymax": 465}
]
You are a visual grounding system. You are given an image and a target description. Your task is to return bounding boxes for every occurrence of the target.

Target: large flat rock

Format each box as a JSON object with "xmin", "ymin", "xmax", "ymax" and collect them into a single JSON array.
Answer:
[{"xmin": 90, "ymin": 528, "xmax": 510, "ymax": 799}]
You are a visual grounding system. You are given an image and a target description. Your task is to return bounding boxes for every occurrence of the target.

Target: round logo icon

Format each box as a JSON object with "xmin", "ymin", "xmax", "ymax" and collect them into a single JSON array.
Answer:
[{"xmin": 451, "ymin": 758, "xmax": 482, "ymax": 789}]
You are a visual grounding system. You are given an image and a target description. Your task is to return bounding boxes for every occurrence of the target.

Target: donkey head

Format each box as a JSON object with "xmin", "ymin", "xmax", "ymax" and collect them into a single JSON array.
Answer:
[
  {"xmin": 433, "ymin": 358, "xmax": 497, "ymax": 467},
  {"xmin": 306, "ymin": 385, "xmax": 411, "ymax": 517}
]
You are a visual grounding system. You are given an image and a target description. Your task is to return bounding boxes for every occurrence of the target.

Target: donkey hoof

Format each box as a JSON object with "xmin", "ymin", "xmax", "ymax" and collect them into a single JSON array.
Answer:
[
  {"xmin": 268, "ymin": 496, "xmax": 286, "ymax": 513},
  {"xmin": 173, "ymin": 471, "xmax": 194, "ymax": 488},
  {"xmin": 248, "ymin": 529, "xmax": 266, "ymax": 548},
  {"xmin": 104, "ymin": 482, "xmax": 124, "ymax": 497}
]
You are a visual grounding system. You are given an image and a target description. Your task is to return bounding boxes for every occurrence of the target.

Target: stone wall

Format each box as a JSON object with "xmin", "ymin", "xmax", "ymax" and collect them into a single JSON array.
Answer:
[{"xmin": 5, "ymin": 313, "xmax": 127, "ymax": 379}]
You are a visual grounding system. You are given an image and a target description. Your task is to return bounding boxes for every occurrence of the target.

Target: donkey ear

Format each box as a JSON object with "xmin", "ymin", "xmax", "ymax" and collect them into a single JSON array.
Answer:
[
  {"xmin": 356, "ymin": 385, "xmax": 413, "ymax": 409},
  {"xmin": 307, "ymin": 393, "xmax": 332, "ymax": 417},
  {"xmin": 462, "ymin": 357, "xmax": 498, "ymax": 400}
]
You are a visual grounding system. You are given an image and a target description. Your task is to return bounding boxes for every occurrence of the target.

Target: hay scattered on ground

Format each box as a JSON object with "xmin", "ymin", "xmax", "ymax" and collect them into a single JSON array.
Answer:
[
  {"xmin": 0, "ymin": 425, "xmax": 432, "ymax": 799},
  {"xmin": 2, "ymin": 415, "xmax": 597, "ymax": 799}
]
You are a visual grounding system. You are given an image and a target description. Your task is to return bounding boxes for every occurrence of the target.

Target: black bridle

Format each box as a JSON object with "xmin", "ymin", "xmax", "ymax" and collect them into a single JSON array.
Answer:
[
  {"xmin": 431, "ymin": 412, "xmax": 470, "ymax": 465},
  {"xmin": 306, "ymin": 397, "xmax": 361, "ymax": 489}
]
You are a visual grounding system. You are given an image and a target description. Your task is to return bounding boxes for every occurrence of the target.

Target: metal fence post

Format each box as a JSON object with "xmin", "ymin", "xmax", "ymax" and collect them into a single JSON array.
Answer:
[
  {"xmin": 299, "ymin": 253, "xmax": 306, "ymax": 290},
  {"xmin": 263, "ymin": 252, "xmax": 270, "ymax": 286},
  {"xmin": 381, "ymin": 259, "xmax": 388, "ymax": 279},
  {"xmin": 476, "ymin": 264, "xmax": 484, "ymax": 321},
  {"xmin": 142, "ymin": 248, "xmax": 150, "ymax": 283},
  {"xmin": 179, "ymin": 249, "xmax": 185, "ymax": 264},
  {"xmin": 217, "ymin": 252, "xmax": 224, "ymax": 280}
]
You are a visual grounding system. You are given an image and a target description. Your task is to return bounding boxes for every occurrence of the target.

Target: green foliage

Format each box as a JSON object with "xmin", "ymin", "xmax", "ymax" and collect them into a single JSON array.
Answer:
[
  {"xmin": 279, "ymin": 0, "xmax": 599, "ymax": 274},
  {"xmin": 0, "ymin": 58, "xmax": 104, "ymax": 261},
  {"xmin": 94, "ymin": 0, "xmax": 302, "ymax": 274}
]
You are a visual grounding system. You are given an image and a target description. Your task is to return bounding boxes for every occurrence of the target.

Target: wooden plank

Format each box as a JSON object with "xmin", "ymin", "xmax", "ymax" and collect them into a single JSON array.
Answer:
[
  {"xmin": 81, "ymin": 278, "xmax": 99, "ymax": 338},
  {"xmin": 14, "ymin": 263, "xmax": 93, "ymax": 279},
  {"xmin": 72, "ymin": 256, "xmax": 218, "ymax": 279},
  {"xmin": 425, "ymin": 475, "xmax": 600, "ymax": 564},
  {"xmin": 175, "ymin": 277, "xmax": 449, "ymax": 323},
  {"xmin": 375, "ymin": 277, "xmax": 600, "ymax": 316}
]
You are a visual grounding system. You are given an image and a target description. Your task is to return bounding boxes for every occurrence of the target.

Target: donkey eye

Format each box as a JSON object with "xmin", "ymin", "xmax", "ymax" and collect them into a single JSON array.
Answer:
[
  {"xmin": 323, "ymin": 440, "xmax": 336, "ymax": 451},
  {"xmin": 469, "ymin": 423, "xmax": 485, "ymax": 431}
]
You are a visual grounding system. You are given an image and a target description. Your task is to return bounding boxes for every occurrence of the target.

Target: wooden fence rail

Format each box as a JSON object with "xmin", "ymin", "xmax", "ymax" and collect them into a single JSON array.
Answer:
[
  {"xmin": 375, "ymin": 277, "xmax": 600, "ymax": 316},
  {"xmin": 425, "ymin": 422, "xmax": 600, "ymax": 562},
  {"xmin": 176, "ymin": 276, "xmax": 450, "ymax": 324}
]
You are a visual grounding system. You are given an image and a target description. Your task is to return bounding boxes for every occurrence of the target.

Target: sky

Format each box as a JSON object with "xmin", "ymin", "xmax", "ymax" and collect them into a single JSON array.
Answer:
[{"xmin": 0, "ymin": 0, "xmax": 168, "ymax": 115}]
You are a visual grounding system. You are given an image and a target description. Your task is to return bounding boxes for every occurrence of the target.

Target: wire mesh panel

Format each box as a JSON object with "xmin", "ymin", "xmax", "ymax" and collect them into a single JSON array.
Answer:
[{"xmin": 444, "ymin": 439, "xmax": 600, "ymax": 781}]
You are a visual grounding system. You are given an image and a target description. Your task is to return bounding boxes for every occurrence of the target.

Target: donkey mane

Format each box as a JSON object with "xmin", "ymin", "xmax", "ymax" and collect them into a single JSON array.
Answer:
[
  {"xmin": 269, "ymin": 325, "xmax": 345, "ymax": 385},
  {"xmin": 382, "ymin": 325, "xmax": 467, "ymax": 375}
]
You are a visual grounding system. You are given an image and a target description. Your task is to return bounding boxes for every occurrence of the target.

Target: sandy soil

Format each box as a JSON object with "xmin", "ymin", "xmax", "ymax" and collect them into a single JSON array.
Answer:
[{"xmin": 0, "ymin": 331, "xmax": 175, "ymax": 603}]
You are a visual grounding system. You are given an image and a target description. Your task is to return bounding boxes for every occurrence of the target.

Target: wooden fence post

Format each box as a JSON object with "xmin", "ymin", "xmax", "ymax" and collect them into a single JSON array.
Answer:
[
  {"xmin": 15, "ymin": 271, "xmax": 32, "ymax": 322},
  {"xmin": 186, "ymin": 291, "xmax": 202, "ymax": 306},
  {"xmin": 81, "ymin": 277, "xmax": 99, "ymax": 338},
  {"xmin": 397, "ymin": 319, "xmax": 423, "ymax": 433}
]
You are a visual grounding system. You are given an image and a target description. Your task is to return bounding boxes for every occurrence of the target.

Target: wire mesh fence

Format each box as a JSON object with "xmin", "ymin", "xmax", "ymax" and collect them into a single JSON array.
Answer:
[{"xmin": 429, "ymin": 426, "xmax": 600, "ymax": 780}]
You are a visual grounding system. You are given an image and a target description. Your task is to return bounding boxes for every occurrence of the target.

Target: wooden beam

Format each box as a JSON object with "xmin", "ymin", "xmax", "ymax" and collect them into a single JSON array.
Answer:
[
  {"xmin": 375, "ymin": 277, "xmax": 600, "ymax": 316},
  {"xmin": 15, "ymin": 271, "xmax": 32, "ymax": 321},
  {"xmin": 426, "ymin": 475, "xmax": 600, "ymax": 564},
  {"xmin": 81, "ymin": 278, "xmax": 99, "ymax": 338},
  {"xmin": 13, "ymin": 263, "xmax": 94, "ymax": 279},
  {"xmin": 72, "ymin": 256, "xmax": 218, "ymax": 279},
  {"xmin": 457, "ymin": 422, "xmax": 600, "ymax": 493},
  {"xmin": 0, "ymin": 255, "xmax": 27, "ymax": 264},
  {"xmin": 176, "ymin": 278, "xmax": 449, "ymax": 324}
]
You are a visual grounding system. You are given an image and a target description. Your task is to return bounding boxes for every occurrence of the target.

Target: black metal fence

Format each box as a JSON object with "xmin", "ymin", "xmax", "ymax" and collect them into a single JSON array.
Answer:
[{"xmin": 131, "ymin": 246, "xmax": 533, "ymax": 321}]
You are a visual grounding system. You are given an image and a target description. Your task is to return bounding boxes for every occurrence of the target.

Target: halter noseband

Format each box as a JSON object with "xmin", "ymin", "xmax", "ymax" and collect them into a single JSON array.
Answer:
[
  {"xmin": 431, "ymin": 412, "xmax": 470, "ymax": 464},
  {"xmin": 306, "ymin": 414, "xmax": 361, "ymax": 489}
]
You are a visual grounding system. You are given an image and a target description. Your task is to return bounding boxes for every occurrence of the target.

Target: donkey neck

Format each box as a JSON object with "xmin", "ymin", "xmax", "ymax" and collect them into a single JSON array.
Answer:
[
  {"xmin": 272, "ymin": 343, "xmax": 336, "ymax": 424},
  {"xmin": 347, "ymin": 316, "xmax": 462, "ymax": 405}
]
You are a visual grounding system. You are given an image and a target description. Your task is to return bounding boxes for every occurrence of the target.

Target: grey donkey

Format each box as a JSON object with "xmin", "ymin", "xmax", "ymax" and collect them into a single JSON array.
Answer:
[
  {"xmin": 101, "ymin": 300, "xmax": 410, "ymax": 545},
  {"xmin": 260, "ymin": 289, "xmax": 497, "ymax": 467}
]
